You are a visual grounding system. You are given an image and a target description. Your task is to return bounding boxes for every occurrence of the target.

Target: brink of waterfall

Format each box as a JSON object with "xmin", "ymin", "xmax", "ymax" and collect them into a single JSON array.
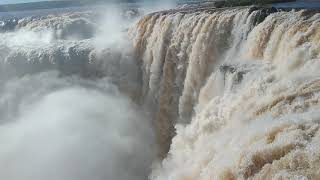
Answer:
[
  {"xmin": 0, "ymin": 0, "xmax": 320, "ymax": 180},
  {"xmin": 131, "ymin": 3, "xmax": 320, "ymax": 179}
]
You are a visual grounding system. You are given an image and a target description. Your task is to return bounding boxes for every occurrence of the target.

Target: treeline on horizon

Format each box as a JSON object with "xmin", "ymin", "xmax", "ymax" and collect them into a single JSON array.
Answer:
[
  {"xmin": 178, "ymin": 0, "xmax": 295, "ymax": 5},
  {"xmin": 224, "ymin": 0, "xmax": 295, "ymax": 5}
]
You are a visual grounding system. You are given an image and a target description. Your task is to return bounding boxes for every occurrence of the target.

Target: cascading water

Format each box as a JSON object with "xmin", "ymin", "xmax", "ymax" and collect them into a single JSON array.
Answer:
[
  {"xmin": 131, "ymin": 5, "xmax": 320, "ymax": 180},
  {"xmin": 1, "ymin": 1, "xmax": 320, "ymax": 180}
]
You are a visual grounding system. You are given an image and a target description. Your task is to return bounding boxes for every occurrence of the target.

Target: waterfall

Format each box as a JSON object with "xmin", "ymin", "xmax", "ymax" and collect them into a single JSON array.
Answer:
[
  {"xmin": 131, "ymin": 6, "xmax": 320, "ymax": 179},
  {"xmin": 1, "ymin": 2, "xmax": 320, "ymax": 179}
]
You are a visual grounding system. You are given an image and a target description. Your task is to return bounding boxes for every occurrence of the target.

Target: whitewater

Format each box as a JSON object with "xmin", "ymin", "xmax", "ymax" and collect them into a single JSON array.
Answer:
[
  {"xmin": 0, "ymin": 5, "xmax": 157, "ymax": 180},
  {"xmin": 0, "ymin": 1, "xmax": 319, "ymax": 180}
]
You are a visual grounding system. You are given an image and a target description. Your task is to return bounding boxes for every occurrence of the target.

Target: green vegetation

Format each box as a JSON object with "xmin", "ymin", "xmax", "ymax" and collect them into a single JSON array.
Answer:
[
  {"xmin": 178, "ymin": 0, "xmax": 296, "ymax": 7},
  {"xmin": 224, "ymin": 0, "xmax": 295, "ymax": 6}
]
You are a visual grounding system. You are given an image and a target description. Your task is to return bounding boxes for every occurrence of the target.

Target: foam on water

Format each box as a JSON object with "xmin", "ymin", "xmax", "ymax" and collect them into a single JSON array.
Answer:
[
  {"xmin": 1, "ymin": 2, "xmax": 320, "ymax": 180},
  {"xmin": 132, "ymin": 6, "xmax": 320, "ymax": 179}
]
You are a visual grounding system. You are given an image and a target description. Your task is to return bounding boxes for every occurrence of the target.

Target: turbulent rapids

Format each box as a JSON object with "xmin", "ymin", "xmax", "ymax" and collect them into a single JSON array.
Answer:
[{"xmin": 0, "ymin": 2, "xmax": 320, "ymax": 180}]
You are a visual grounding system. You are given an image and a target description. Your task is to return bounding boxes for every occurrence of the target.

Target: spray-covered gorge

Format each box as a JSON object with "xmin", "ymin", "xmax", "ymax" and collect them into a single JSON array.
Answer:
[{"xmin": 0, "ymin": 2, "xmax": 320, "ymax": 180}]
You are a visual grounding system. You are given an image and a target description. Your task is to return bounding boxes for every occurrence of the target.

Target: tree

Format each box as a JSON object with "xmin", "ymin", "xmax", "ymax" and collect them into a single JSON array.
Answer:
[{"xmin": 225, "ymin": 0, "xmax": 295, "ymax": 6}]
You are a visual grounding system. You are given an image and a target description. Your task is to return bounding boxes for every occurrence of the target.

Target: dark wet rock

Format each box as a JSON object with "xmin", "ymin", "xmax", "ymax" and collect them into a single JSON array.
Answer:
[
  {"xmin": 0, "ymin": 19, "xmax": 19, "ymax": 32},
  {"xmin": 250, "ymin": 7, "xmax": 279, "ymax": 26},
  {"xmin": 219, "ymin": 64, "xmax": 250, "ymax": 85}
]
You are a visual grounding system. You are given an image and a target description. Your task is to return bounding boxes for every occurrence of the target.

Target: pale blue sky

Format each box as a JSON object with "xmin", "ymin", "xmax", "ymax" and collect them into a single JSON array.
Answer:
[{"xmin": 0, "ymin": 0, "xmax": 41, "ymax": 4}]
